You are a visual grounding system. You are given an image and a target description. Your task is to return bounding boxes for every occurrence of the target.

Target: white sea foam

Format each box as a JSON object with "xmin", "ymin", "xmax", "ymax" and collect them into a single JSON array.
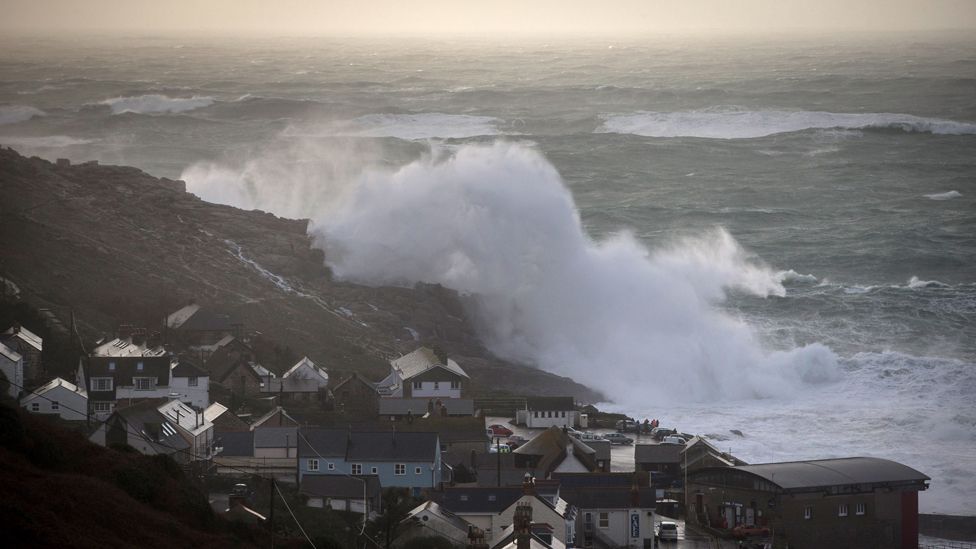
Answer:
[
  {"xmin": 337, "ymin": 113, "xmax": 501, "ymax": 140},
  {"xmin": 1, "ymin": 136, "xmax": 97, "ymax": 147},
  {"xmin": 99, "ymin": 94, "xmax": 214, "ymax": 115},
  {"xmin": 924, "ymin": 190, "xmax": 962, "ymax": 200},
  {"xmin": 907, "ymin": 276, "xmax": 950, "ymax": 289},
  {"xmin": 599, "ymin": 109, "xmax": 976, "ymax": 139},
  {"xmin": 0, "ymin": 105, "xmax": 46, "ymax": 125},
  {"xmin": 775, "ymin": 269, "xmax": 818, "ymax": 284}
]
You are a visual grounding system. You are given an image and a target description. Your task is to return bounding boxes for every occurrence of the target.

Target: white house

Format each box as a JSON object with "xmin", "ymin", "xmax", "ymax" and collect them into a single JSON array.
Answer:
[
  {"xmin": 20, "ymin": 377, "xmax": 88, "ymax": 421},
  {"xmin": 0, "ymin": 341, "xmax": 24, "ymax": 399},
  {"xmin": 169, "ymin": 358, "xmax": 209, "ymax": 409},
  {"xmin": 377, "ymin": 347, "xmax": 469, "ymax": 399},
  {"xmin": 157, "ymin": 398, "xmax": 215, "ymax": 461},
  {"xmin": 517, "ymin": 397, "xmax": 578, "ymax": 429}
]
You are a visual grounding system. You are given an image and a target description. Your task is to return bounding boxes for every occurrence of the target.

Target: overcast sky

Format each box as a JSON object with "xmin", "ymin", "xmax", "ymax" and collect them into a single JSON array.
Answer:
[{"xmin": 3, "ymin": 0, "xmax": 975, "ymax": 35}]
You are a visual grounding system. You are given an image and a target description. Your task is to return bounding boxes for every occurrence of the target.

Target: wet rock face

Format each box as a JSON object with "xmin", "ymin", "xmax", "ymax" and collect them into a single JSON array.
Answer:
[{"xmin": 0, "ymin": 148, "xmax": 601, "ymax": 401}]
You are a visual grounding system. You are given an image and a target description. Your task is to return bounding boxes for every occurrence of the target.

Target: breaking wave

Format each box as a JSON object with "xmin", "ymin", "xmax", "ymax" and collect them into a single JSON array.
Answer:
[
  {"xmin": 925, "ymin": 190, "xmax": 963, "ymax": 200},
  {"xmin": 99, "ymin": 94, "xmax": 215, "ymax": 115},
  {"xmin": 0, "ymin": 105, "xmax": 46, "ymax": 125},
  {"xmin": 598, "ymin": 109, "xmax": 976, "ymax": 139}
]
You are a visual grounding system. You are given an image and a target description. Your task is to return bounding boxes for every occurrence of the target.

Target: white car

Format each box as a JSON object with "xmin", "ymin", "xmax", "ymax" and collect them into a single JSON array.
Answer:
[
  {"xmin": 656, "ymin": 521, "xmax": 678, "ymax": 542},
  {"xmin": 661, "ymin": 435, "xmax": 686, "ymax": 445}
]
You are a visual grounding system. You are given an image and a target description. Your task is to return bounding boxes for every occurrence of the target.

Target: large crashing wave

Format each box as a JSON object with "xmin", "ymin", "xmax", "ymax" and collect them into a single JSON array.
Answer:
[
  {"xmin": 183, "ymin": 140, "xmax": 838, "ymax": 405},
  {"xmin": 99, "ymin": 94, "xmax": 214, "ymax": 115},
  {"xmin": 599, "ymin": 109, "xmax": 976, "ymax": 139},
  {"xmin": 0, "ymin": 105, "xmax": 46, "ymax": 125}
]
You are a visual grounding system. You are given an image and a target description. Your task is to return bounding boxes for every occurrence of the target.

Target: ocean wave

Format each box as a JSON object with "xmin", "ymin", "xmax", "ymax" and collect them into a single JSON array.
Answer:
[
  {"xmin": 924, "ymin": 190, "xmax": 962, "ymax": 200},
  {"xmin": 775, "ymin": 269, "xmax": 818, "ymax": 284},
  {"xmin": 907, "ymin": 276, "xmax": 950, "ymax": 289},
  {"xmin": 598, "ymin": 109, "xmax": 976, "ymax": 139},
  {"xmin": 1, "ymin": 136, "xmax": 98, "ymax": 147},
  {"xmin": 338, "ymin": 113, "xmax": 502, "ymax": 140},
  {"xmin": 0, "ymin": 105, "xmax": 46, "ymax": 125},
  {"xmin": 99, "ymin": 94, "xmax": 215, "ymax": 115}
]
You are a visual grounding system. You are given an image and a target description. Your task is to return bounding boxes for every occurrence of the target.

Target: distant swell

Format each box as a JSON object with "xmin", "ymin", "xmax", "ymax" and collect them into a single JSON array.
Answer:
[
  {"xmin": 0, "ymin": 105, "xmax": 46, "ymax": 125},
  {"xmin": 336, "ymin": 113, "xmax": 501, "ymax": 140},
  {"xmin": 99, "ymin": 94, "xmax": 214, "ymax": 115},
  {"xmin": 599, "ymin": 110, "xmax": 976, "ymax": 139}
]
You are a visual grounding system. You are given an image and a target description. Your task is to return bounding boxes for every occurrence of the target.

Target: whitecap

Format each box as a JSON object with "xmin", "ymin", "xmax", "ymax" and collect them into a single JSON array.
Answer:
[
  {"xmin": 99, "ymin": 94, "xmax": 214, "ymax": 115},
  {"xmin": 776, "ymin": 269, "xmax": 818, "ymax": 284},
  {"xmin": 336, "ymin": 113, "xmax": 501, "ymax": 140},
  {"xmin": 924, "ymin": 190, "xmax": 962, "ymax": 200},
  {"xmin": 907, "ymin": 276, "xmax": 950, "ymax": 289},
  {"xmin": 0, "ymin": 105, "xmax": 46, "ymax": 125}
]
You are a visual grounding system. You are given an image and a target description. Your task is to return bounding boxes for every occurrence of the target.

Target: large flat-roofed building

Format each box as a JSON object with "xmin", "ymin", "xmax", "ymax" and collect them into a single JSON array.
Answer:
[{"xmin": 687, "ymin": 457, "xmax": 929, "ymax": 549}]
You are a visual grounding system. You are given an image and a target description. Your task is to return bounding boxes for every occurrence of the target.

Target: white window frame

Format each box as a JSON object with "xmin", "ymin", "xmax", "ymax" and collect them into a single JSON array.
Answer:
[
  {"xmin": 413, "ymin": 381, "xmax": 422, "ymax": 390},
  {"xmin": 328, "ymin": 462, "xmax": 335, "ymax": 471},
  {"xmin": 371, "ymin": 466, "xmax": 378, "ymax": 475},
  {"xmin": 351, "ymin": 463, "xmax": 362, "ymax": 475},
  {"xmin": 450, "ymin": 380, "xmax": 460, "ymax": 389},
  {"xmin": 838, "ymin": 504, "xmax": 849, "ymax": 517},
  {"xmin": 308, "ymin": 459, "xmax": 319, "ymax": 472},
  {"xmin": 856, "ymin": 503, "xmax": 865, "ymax": 516},
  {"xmin": 51, "ymin": 401, "xmax": 59, "ymax": 411},
  {"xmin": 93, "ymin": 401, "xmax": 112, "ymax": 413},
  {"xmin": 188, "ymin": 376, "xmax": 198, "ymax": 387},
  {"xmin": 598, "ymin": 512, "xmax": 609, "ymax": 528},
  {"xmin": 133, "ymin": 377, "xmax": 155, "ymax": 391},
  {"xmin": 804, "ymin": 506, "xmax": 813, "ymax": 520},
  {"xmin": 31, "ymin": 402, "xmax": 40, "ymax": 412},
  {"xmin": 433, "ymin": 381, "xmax": 439, "ymax": 390},
  {"xmin": 91, "ymin": 377, "xmax": 113, "ymax": 391},
  {"xmin": 395, "ymin": 464, "xmax": 406, "ymax": 475},
  {"xmin": 415, "ymin": 466, "xmax": 422, "ymax": 475}
]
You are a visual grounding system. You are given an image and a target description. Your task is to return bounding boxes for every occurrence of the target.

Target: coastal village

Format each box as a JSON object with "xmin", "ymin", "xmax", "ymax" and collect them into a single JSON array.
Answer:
[{"xmin": 0, "ymin": 300, "xmax": 936, "ymax": 549}]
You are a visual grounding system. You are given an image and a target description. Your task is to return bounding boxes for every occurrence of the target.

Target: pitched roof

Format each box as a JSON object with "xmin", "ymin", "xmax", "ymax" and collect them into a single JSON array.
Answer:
[
  {"xmin": 435, "ymin": 487, "xmax": 525, "ymax": 514},
  {"xmin": 391, "ymin": 347, "xmax": 469, "ymax": 380},
  {"xmin": 703, "ymin": 457, "xmax": 930, "ymax": 491},
  {"xmin": 346, "ymin": 431, "xmax": 439, "ymax": 462},
  {"xmin": 158, "ymin": 399, "xmax": 212, "ymax": 437},
  {"xmin": 635, "ymin": 443, "xmax": 684, "ymax": 464},
  {"xmin": 167, "ymin": 303, "xmax": 201, "ymax": 329},
  {"xmin": 91, "ymin": 337, "xmax": 167, "ymax": 358},
  {"xmin": 0, "ymin": 341, "xmax": 23, "ymax": 363},
  {"xmin": 559, "ymin": 486, "xmax": 656, "ymax": 510},
  {"xmin": 250, "ymin": 406, "xmax": 298, "ymax": 429},
  {"xmin": 2, "ymin": 326, "xmax": 42, "ymax": 351},
  {"xmin": 378, "ymin": 398, "xmax": 474, "ymax": 416},
  {"xmin": 299, "ymin": 428, "xmax": 349, "ymax": 458},
  {"xmin": 20, "ymin": 377, "xmax": 86, "ymax": 401},
  {"xmin": 300, "ymin": 475, "xmax": 382, "ymax": 499},
  {"xmin": 282, "ymin": 357, "xmax": 328, "ymax": 383},
  {"xmin": 114, "ymin": 400, "xmax": 191, "ymax": 454},
  {"xmin": 514, "ymin": 426, "xmax": 595, "ymax": 458},
  {"xmin": 525, "ymin": 397, "xmax": 575, "ymax": 411},
  {"xmin": 171, "ymin": 358, "xmax": 207, "ymax": 378},
  {"xmin": 253, "ymin": 426, "xmax": 298, "ymax": 448},
  {"xmin": 403, "ymin": 500, "xmax": 472, "ymax": 534},
  {"xmin": 170, "ymin": 306, "xmax": 238, "ymax": 332},
  {"xmin": 204, "ymin": 402, "xmax": 229, "ymax": 423},
  {"xmin": 218, "ymin": 431, "xmax": 254, "ymax": 457},
  {"xmin": 331, "ymin": 372, "xmax": 379, "ymax": 394}
]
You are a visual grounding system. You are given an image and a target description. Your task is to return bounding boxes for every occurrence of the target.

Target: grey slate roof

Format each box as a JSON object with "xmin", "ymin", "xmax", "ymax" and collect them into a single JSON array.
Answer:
[
  {"xmin": 716, "ymin": 457, "xmax": 930, "ymax": 491},
  {"xmin": 435, "ymin": 487, "xmax": 525, "ymax": 514},
  {"xmin": 635, "ymin": 443, "xmax": 684, "ymax": 464},
  {"xmin": 218, "ymin": 431, "xmax": 255, "ymax": 457},
  {"xmin": 391, "ymin": 347, "xmax": 469, "ymax": 380},
  {"xmin": 172, "ymin": 358, "xmax": 207, "ymax": 378},
  {"xmin": 299, "ymin": 428, "xmax": 438, "ymax": 462},
  {"xmin": 177, "ymin": 308, "xmax": 238, "ymax": 332},
  {"xmin": 115, "ymin": 401, "xmax": 191, "ymax": 454},
  {"xmin": 378, "ymin": 398, "xmax": 474, "ymax": 416},
  {"xmin": 300, "ymin": 475, "xmax": 382, "ymax": 499},
  {"xmin": 559, "ymin": 486, "xmax": 657, "ymax": 510},
  {"xmin": 299, "ymin": 428, "xmax": 348, "ymax": 458},
  {"xmin": 253, "ymin": 426, "xmax": 298, "ymax": 448}
]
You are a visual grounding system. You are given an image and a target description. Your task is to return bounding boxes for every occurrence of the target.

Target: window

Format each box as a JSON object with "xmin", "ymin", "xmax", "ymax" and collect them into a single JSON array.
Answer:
[
  {"xmin": 433, "ymin": 381, "xmax": 439, "ymax": 390},
  {"xmin": 598, "ymin": 512, "xmax": 609, "ymax": 528},
  {"xmin": 561, "ymin": 411, "xmax": 565, "ymax": 418},
  {"xmin": 31, "ymin": 403, "xmax": 39, "ymax": 412},
  {"xmin": 91, "ymin": 377, "xmax": 113, "ymax": 391},
  {"xmin": 351, "ymin": 464, "xmax": 362, "ymax": 475},
  {"xmin": 395, "ymin": 464, "xmax": 406, "ymax": 475},
  {"xmin": 856, "ymin": 503, "xmax": 866, "ymax": 516},
  {"xmin": 451, "ymin": 381, "xmax": 460, "ymax": 389},
  {"xmin": 51, "ymin": 401, "xmax": 59, "ymax": 411},
  {"xmin": 413, "ymin": 381, "xmax": 422, "ymax": 390},
  {"xmin": 415, "ymin": 466, "xmax": 422, "ymax": 474},
  {"xmin": 534, "ymin": 411, "xmax": 538, "ymax": 418},
  {"xmin": 838, "ymin": 504, "xmax": 849, "ymax": 517},
  {"xmin": 371, "ymin": 466, "xmax": 378, "ymax": 474},
  {"xmin": 328, "ymin": 462, "xmax": 335, "ymax": 471},
  {"xmin": 93, "ymin": 402, "xmax": 112, "ymax": 413},
  {"xmin": 188, "ymin": 376, "xmax": 198, "ymax": 387},
  {"xmin": 137, "ymin": 361, "xmax": 144, "ymax": 371},
  {"xmin": 108, "ymin": 361, "xmax": 116, "ymax": 371},
  {"xmin": 134, "ymin": 377, "xmax": 155, "ymax": 391},
  {"xmin": 803, "ymin": 506, "xmax": 813, "ymax": 520},
  {"xmin": 308, "ymin": 459, "xmax": 320, "ymax": 472}
]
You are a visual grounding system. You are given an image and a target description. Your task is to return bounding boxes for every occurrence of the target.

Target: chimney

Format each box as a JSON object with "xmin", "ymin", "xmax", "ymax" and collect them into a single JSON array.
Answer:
[
  {"xmin": 131, "ymin": 328, "xmax": 147, "ymax": 346},
  {"xmin": 514, "ymin": 502, "xmax": 533, "ymax": 549},
  {"xmin": 522, "ymin": 473, "xmax": 536, "ymax": 496},
  {"xmin": 118, "ymin": 323, "xmax": 133, "ymax": 340}
]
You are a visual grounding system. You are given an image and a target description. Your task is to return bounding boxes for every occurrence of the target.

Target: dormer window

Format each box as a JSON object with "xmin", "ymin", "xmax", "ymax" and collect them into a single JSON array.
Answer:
[{"xmin": 137, "ymin": 361, "xmax": 144, "ymax": 371}]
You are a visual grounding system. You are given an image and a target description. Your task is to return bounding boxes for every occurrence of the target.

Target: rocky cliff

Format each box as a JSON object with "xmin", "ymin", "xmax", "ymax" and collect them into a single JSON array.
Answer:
[{"xmin": 0, "ymin": 147, "xmax": 600, "ymax": 400}]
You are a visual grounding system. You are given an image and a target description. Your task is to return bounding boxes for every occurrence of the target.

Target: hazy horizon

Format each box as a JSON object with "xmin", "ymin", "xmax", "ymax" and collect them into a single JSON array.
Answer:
[{"xmin": 3, "ymin": 0, "xmax": 975, "ymax": 35}]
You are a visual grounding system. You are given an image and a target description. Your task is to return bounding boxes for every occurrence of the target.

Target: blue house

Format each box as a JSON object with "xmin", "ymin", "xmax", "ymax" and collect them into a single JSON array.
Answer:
[{"xmin": 299, "ymin": 428, "xmax": 442, "ymax": 496}]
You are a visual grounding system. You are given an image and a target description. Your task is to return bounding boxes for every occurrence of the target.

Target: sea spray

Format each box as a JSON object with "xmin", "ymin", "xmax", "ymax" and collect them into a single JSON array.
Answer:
[{"xmin": 308, "ymin": 141, "xmax": 839, "ymax": 405}]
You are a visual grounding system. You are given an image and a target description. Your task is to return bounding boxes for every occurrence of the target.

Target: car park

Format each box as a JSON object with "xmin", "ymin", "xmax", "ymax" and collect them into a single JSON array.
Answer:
[{"xmin": 603, "ymin": 433, "xmax": 634, "ymax": 445}]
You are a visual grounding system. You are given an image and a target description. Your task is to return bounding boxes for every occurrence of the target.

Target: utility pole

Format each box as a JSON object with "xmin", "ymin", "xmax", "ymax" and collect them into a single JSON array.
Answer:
[
  {"xmin": 496, "ymin": 436, "xmax": 501, "ymax": 487},
  {"xmin": 269, "ymin": 477, "xmax": 275, "ymax": 549}
]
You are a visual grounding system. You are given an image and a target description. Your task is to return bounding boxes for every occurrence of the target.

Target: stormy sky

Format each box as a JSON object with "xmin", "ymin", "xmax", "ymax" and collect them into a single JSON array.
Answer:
[{"xmin": 3, "ymin": 0, "xmax": 975, "ymax": 35}]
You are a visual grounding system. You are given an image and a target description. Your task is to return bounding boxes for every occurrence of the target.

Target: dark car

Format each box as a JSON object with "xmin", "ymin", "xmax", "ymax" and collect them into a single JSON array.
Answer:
[
  {"xmin": 506, "ymin": 435, "xmax": 528, "ymax": 449},
  {"xmin": 603, "ymin": 433, "xmax": 634, "ymax": 445},
  {"xmin": 488, "ymin": 424, "xmax": 514, "ymax": 437}
]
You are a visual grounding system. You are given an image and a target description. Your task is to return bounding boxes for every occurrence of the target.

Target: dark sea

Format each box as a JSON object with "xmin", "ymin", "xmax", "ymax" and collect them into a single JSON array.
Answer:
[{"xmin": 1, "ymin": 33, "xmax": 973, "ymax": 514}]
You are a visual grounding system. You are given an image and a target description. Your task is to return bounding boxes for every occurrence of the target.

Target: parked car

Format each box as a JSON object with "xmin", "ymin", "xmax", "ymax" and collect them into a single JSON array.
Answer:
[
  {"xmin": 661, "ymin": 435, "xmax": 686, "ymax": 445},
  {"xmin": 488, "ymin": 443, "xmax": 512, "ymax": 454},
  {"xmin": 506, "ymin": 435, "xmax": 528, "ymax": 449},
  {"xmin": 656, "ymin": 521, "xmax": 679, "ymax": 542},
  {"xmin": 732, "ymin": 525, "xmax": 771, "ymax": 539},
  {"xmin": 488, "ymin": 424, "xmax": 514, "ymax": 437},
  {"xmin": 651, "ymin": 427, "xmax": 675, "ymax": 441},
  {"xmin": 576, "ymin": 431, "xmax": 606, "ymax": 443},
  {"xmin": 603, "ymin": 433, "xmax": 634, "ymax": 445},
  {"xmin": 615, "ymin": 419, "xmax": 638, "ymax": 432}
]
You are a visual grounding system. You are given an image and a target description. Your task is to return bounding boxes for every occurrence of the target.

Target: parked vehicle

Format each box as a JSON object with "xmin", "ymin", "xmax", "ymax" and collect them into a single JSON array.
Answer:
[
  {"xmin": 656, "ymin": 521, "xmax": 679, "ymax": 542},
  {"xmin": 651, "ymin": 427, "xmax": 675, "ymax": 441},
  {"xmin": 732, "ymin": 525, "xmax": 771, "ymax": 539},
  {"xmin": 661, "ymin": 435, "xmax": 686, "ymax": 445},
  {"xmin": 488, "ymin": 424, "xmax": 514, "ymax": 437},
  {"xmin": 603, "ymin": 433, "xmax": 634, "ymax": 445},
  {"xmin": 615, "ymin": 419, "xmax": 638, "ymax": 433},
  {"xmin": 506, "ymin": 435, "xmax": 528, "ymax": 449},
  {"xmin": 489, "ymin": 443, "xmax": 512, "ymax": 454},
  {"xmin": 576, "ymin": 431, "xmax": 606, "ymax": 443}
]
